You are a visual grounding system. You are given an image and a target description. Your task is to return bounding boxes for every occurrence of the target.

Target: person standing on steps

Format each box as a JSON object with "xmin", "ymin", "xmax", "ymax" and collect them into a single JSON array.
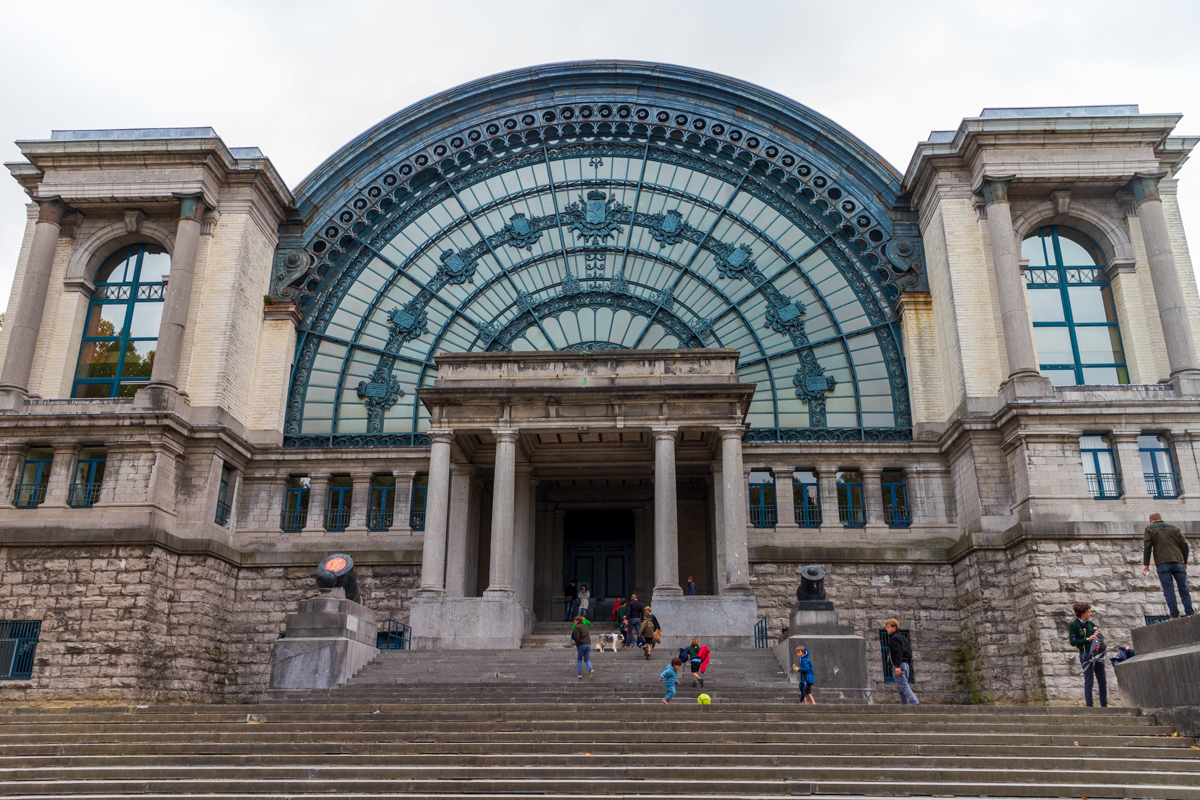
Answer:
[
  {"xmin": 625, "ymin": 593, "xmax": 644, "ymax": 649},
  {"xmin": 659, "ymin": 657, "xmax": 682, "ymax": 704},
  {"xmin": 687, "ymin": 576, "xmax": 696, "ymax": 596},
  {"xmin": 563, "ymin": 579, "xmax": 578, "ymax": 622},
  {"xmin": 884, "ymin": 619, "xmax": 918, "ymax": 705},
  {"xmin": 1142, "ymin": 512, "xmax": 1193, "ymax": 618},
  {"xmin": 572, "ymin": 615, "xmax": 593, "ymax": 680},
  {"xmin": 578, "ymin": 584, "xmax": 591, "ymax": 622},
  {"xmin": 793, "ymin": 645, "xmax": 815, "ymax": 704},
  {"xmin": 1069, "ymin": 602, "xmax": 1107, "ymax": 708}
]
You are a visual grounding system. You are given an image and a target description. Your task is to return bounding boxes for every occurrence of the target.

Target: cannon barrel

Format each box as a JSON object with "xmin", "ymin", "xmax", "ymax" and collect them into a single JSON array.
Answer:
[{"xmin": 317, "ymin": 553, "xmax": 360, "ymax": 603}]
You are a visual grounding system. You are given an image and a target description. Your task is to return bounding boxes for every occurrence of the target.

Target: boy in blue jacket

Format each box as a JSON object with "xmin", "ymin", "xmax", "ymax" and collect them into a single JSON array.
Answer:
[
  {"xmin": 793, "ymin": 645, "xmax": 816, "ymax": 704},
  {"xmin": 659, "ymin": 657, "xmax": 682, "ymax": 704}
]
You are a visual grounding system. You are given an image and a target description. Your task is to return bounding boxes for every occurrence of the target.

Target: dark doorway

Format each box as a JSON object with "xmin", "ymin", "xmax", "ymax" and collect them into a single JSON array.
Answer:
[{"xmin": 563, "ymin": 509, "xmax": 634, "ymax": 605}]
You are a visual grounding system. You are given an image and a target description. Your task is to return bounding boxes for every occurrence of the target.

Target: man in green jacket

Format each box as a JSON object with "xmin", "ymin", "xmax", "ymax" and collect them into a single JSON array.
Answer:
[{"xmin": 1142, "ymin": 513, "xmax": 1193, "ymax": 618}]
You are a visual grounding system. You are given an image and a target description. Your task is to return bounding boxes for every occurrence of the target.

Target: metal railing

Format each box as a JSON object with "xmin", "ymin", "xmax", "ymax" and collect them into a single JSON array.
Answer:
[
  {"xmin": 0, "ymin": 620, "xmax": 41, "ymax": 680},
  {"xmin": 1085, "ymin": 472, "xmax": 1122, "ymax": 500},
  {"xmin": 68, "ymin": 482, "xmax": 103, "ymax": 508},
  {"xmin": 214, "ymin": 499, "xmax": 231, "ymax": 526},
  {"xmin": 1144, "ymin": 472, "xmax": 1181, "ymax": 499},
  {"xmin": 410, "ymin": 507, "xmax": 426, "ymax": 532},
  {"xmin": 368, "ymin": 507, "xmax": 394, "ymax": 532},
  {"xmin": 795, "ymin": 505, "xmax": 821, "ymax": 528},
  {"xmin": 377, "ymin": 618, "xmax": 411, "ymax": 650},
  {"xmin": 839, "ymin": 504, "xmax": 866, "ymax": 528},
  {"xmin": 753, "ymin": 616, "xmax": 769, "ymax": 649},
  {"xmin": 749, "ymin": 504, "xmax": 777, "ymax": 528},
  {"xmin": 884, "ymin": 504, "xmax": 911, "ymax": 528},
  {"xmin": 325, "ymin": 508, "xmax": 350, "ymax": 532},
  {"xmin": 280, "ymin": 509, "xmax": 308, "ymax": 532},
  {"xmin": 13, "ymin": 484, "xmax": 46, "ymax": 508}
]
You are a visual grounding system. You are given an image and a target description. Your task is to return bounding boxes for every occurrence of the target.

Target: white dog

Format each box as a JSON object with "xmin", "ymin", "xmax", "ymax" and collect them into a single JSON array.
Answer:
[{"xmin": 596, "ymin": 633, "xmax": 621, "ymax": 652}]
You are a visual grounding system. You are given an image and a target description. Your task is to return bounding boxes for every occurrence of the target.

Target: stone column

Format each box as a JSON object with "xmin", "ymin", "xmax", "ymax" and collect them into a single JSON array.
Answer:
[
  {"xmin": 148, "ymin": 195, "xmax": 206, "ymax": 392},
  {"xmin": 816, "ymin": 465, "xmax": 839, "ymax": 530},
  {"xmin": 553, "ymin": 508, "xmax": 568, "ymax": 608},
  {"xmin": 632, "ymin": 503, "xmax": 651, "ymax": 599},
  {"xmin": 979, "ymin": 177, "xmax": 1046, "ymax": 388},
  {"xmin": 773, "ymin": 464, "xmax": 798, "ymax": 531},
  {"xmin": 485, "ymin": 430, "xmax": 518, "ymax": 597},
  {"xmin": 719, "ymin": 428, "xmax": 751, "ymax": 593},
  {"xmin": 513, "ymin": 465, "xmax": 534, "ymax": 607},
  {"xmin": 44, "ymin": 444, "xmax": 81, "ymax": 508},
  {"xmin": 1112, "ymin": 433, "xmax": 1150, "ymax": 499},
  {"xmin": 0, "ymin": 198, "xmax": 67, "ymax": 399},
  {"xmin": 652, "ymin": 428, "xmax": 682, "ymax": 596},
  {"xmin": 466, "ymin": 476, "xmax": 484, "ymax": 596},
  {"xmin": 418, "ymin": 430, "xmax": 454, "ymax": 595},
  {"xmin": 445, "ymin": 463, "xmax": 474, "ymax": 597},
  {"xmin": 710, "ymin": 467, "xmax": 726, "ymax": 596},
  {"xmin": 392, "ymin": 470, "xmax": 416, "ymax": 534},
  {"xmin": 1129, "ymin": 174, "xmax": 1200, "ymax": 393},
  {"xmin": 861, "ymin": 467, "xmax": 886, "ymax": 532},
  {"xmin": 303, "ymin": 476, "xmax": 328, "ymax": 533},
  {"xmin": 348, "ymin": 473, "xmax": 371, "ymax": 532}
]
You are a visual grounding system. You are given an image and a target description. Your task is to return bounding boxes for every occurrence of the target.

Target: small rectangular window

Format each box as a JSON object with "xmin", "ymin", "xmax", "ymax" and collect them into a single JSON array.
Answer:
[
  {"xmin": 881, "ymin": 469, "xmax": 911, "ymax": 527},
  {"xmin": 282, "ymin": 477, "xmax": 310, "ymax": 532},
  {"xmin": 1080, "ymin": 436, "xmax": 1121, "ymax": 499},
  {"xmin": 215, "ymin": 464, "xmax": 234, "ymax": 526},
  {"xmin": 369, "ymin": 475, "xmax": 396, "ymax": 531},
  {"xmin": 878, "ymin": 629, "xmax": 914, "ymax": 684},
  {"xmin": 0, "ymin": 620, "xmax": 41, "ymax": 680},
  {"xmin": 69, "ymin": 446, "xmax": 106, "ymax": 508},
  {"xmin": 837, "ymin": 471, "xmax": 864, "ymax": 528},
  {"xmin": 1139, "ymin": 435, "xmax": 1179, "ymax": 499},
  {"xmin": 410, "ymin": 474, "xmax": 429, "ymax": 531},
  {"xmin": 793, "ymin": 471, "xmax": 821, "ymax": 528},
  {"xmin": 15, "ymin": 448, "xmax": 53, "ymax": 508},
  {"xmin": 326, "ymin": 476, "xmax": 353, "ymax": 532},
  {"xmin": 747, "ymin": 470, "xmax": 777, "ymax": 528},
  {"xmin": 1145, "ymin": 615, "xmax": 1171, "ymax": 627}
]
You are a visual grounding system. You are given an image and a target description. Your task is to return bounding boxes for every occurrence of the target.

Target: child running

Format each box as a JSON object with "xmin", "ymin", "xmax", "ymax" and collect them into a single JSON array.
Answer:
[
  {"xmin": 687, "ymin": 637, "xmax": 709, "ymax": 688},
  {"xmin": 793, "ymin": 645, "xmax": 815, "ymax": 704},
  {"xmin": 659, "ymin": 657, "xmax": 682, "ymax": 704}
]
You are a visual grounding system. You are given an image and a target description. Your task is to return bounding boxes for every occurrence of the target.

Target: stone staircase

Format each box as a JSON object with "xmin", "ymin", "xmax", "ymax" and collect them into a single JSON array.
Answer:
[{"xmin": 1, "ymin": 700, "xmax": 1198, "ymax": 798}]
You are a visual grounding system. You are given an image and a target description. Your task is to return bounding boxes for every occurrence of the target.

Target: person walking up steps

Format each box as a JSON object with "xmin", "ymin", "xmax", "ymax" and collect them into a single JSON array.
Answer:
[
  {"xmin": 1142, "ymin": 512, "xmax": 1193, "ymax": 618},
  {"xmin": 659, "ymin": 657, "xmax": 682, "ymax": 704},
  {"xmin": 884, "ymin": 619, "xmax": 918, "ymax": 705},
  {"xmin": 572, "ymin": 615, "xmax": 593, "ymax": 680},
  {"xmin": 793, "ymin": 645, "xmax": 815, "ymax": 704},
  {"xmin": 625, "ymin": 593, "xmax": 644, "ymax": 648}
]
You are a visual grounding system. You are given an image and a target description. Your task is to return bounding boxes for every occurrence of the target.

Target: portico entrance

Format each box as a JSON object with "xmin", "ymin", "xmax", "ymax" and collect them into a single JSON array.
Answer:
[{"xmin": 408, "ymin": 349, "xmax": 759, "ymax": 650}]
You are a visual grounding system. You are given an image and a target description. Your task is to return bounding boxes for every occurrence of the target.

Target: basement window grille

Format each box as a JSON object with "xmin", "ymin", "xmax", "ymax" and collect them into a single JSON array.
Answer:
[{"xmin": 0, "ymin": 621, "xmax": 40, "ymax": 680}]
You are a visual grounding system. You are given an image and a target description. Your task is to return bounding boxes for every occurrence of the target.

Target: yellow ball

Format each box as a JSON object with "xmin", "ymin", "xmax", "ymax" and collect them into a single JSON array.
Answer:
[{"xmin": 697, "ymin": 693, "xmax": 711, "ymax": 705}]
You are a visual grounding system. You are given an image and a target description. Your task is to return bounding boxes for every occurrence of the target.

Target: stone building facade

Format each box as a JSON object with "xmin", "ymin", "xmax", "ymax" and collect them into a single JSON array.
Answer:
[{"xmin": 0, "ymin": 63, "xmax": 1197, "ymax": 705}]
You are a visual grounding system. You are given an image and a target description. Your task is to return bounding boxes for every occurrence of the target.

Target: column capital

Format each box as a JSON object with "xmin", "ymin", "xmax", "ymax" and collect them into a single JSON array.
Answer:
[
  {"xmin": 859, "ymin": 466, "xmax": 883, "ymax": 477},
  {"xmin": 651, "ymin": 427, "xmax": 678, "ymax": 441},
  {"xmin": 172, "ymin": 192, "xmax": 208, "ymax": 221},
  {"xmin": 1128, "ymin": 172, "xmax": 1169, "ymax": 205},
  {"xmin": 717, "ymin": 426, "xmax": 746, "ymax": 441},
  {"xmin": 491, "ymin": 428, "xmax": 519, "ymax": 443},
  {"xmin": 428, "ymin": 429, "xmax": 455, "ymax": 445},
  {"xmin": 31, "ymin": 196, "xmax": 68, "ymax": 226},
  {"xmin": 976, "ymin": 175, "xmax": 1015, "ymax": 205},
  {"xmin": 770, "ymin": 464, "xmax": 796, "ymax": 476}
]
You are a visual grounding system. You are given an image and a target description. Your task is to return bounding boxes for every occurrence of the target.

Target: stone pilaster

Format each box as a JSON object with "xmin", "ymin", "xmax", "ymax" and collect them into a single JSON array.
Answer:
[
  {"xmin": 44, "ymin": 444, "xmax": 81, "ymax": 509},
  {"xmin": 652, "ymin": 428, "xmax": 682, "ymax": 597},
  {"xmin": 816, "ymin": 465, "xmax": 839, "ymax": 532},
  {"xmin": 303, "ymin": 476, "xmax": 328, "ymax": 533},
  {"xmin": 417, "ymin": 430, "xmax": 454, "ymax": 595},
  {"xmin": 719, "ymin": 428, "xmax": 751, "ymax": 593},
  {"xmin": 772, "ymin": 464, "xmax": 799, "ymax": 531},
  {"xmin": 348, "ymin": 473, "xmax": 371, "ymax": 532},
  {"xmin": 445, "ymin": 464, "xmax": 475, "ymax": 597},
  {"xmin": 147, "ymin": 194, "xmax": 206, "ymax": 393},
  {"xmin": 392, "ymin": 470, "xmax": 416, "ymax": 534}
]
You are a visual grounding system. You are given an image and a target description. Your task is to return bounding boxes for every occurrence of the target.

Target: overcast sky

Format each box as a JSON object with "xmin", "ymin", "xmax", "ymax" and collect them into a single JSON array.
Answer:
[{"xmin": 2, "ymin": 0, "xmax": 1198, "ymax": 306}]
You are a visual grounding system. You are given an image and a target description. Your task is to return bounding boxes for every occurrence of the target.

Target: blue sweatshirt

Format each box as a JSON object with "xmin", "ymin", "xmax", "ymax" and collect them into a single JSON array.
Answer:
[
  {"xmin": 660, "ymin": 665, "xmax": 679, "ymax": 687},
  {"xmin": 798, "ymin": 654, "xmax": 815, "ymax": 683}
]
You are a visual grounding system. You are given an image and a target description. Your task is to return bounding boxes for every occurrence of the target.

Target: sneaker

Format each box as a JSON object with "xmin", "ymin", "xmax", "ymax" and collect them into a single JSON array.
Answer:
[
  {"xmin": 589, "ymin": 669, "xmax": 594, "ymax": 679},
  {"xmin": 698, "ymin": 678, "xmax": 704, "ymax": 687},
  {"xmin": 577, "ymin": 674, "xmax": 583, "ymax": 679},
  {"xmin": 662, "ymin": 699, "xmax": 670, "ymax": 704}
]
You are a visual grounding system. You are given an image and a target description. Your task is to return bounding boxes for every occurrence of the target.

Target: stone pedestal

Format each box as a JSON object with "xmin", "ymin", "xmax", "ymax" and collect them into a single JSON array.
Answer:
[
  {"xmin": 1116, "ymin": 615, "xmax": 1200, "ymax": 713},
  {"xmin": 648, "ymin": 593, "xmax": 758, "ymax": 649},
  {"xmin": 269, "ymin": 588, "xmax": 379, "ymax": 690},
  {"xmin": 409, "ymin": 595, "xmax": 534, "ymax": 649},
  {"xmin": 774, "ymin": 601, "xmax": 871, "ymax": 703}
]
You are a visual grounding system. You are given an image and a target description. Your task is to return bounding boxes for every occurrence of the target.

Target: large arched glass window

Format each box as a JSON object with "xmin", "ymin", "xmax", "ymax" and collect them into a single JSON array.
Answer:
[
  {"xmin": 72, "ymin": 244, "xmax": 169, "ymax": 398},
  {"xmin": 1022, "ymin": 226, "xmax": 1126, "ymax": 386}
]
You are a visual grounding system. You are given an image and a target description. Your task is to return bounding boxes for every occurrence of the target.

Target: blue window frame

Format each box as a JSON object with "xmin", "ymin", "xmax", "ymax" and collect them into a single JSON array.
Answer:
[
  {"xmin": 369, "ymin": 475, "xmax": 396, "ymax": 531},
  {"xmin": 282, "ymin": 477, "xmax": 310, "ymax": 532},
  {"xmin": 881, "ymin": 469, "xmax": 910, "ymax": 527},
  {"xmin": 837, "ymin": 470, "xmax": 865, "ymax": 528},
  {"xmin": 326, "ymin": 476, "xmax": 353, "ymax": 531},
  {"xmin": 793, "ymin": 470, "xmax": 821, "ymax": 527},
  {"xmin": 68, "ymin": 447, "xmax": 106, "ymax": 508},
  {"xmin": 410, "ymin": 474, "xmax": 428, "ymax": 531},
  {"xmin": 73, "ymin": 244, "xmax": 170, "ymax": 398},
  {"xmin": 879, "ymin": 629, "xmax": 914, "ymax": 684},
  {"xmin": 1139, "ymin": 435, "xmax": 1180, "ymax": 499},
  {"xmin": 215, "ymin": 464, "xmax": 233, "ymax": 526},
  {"xmin": 14, "ymin": 448, "xmax": 53, "ymax": 508},
  {"xmin": 1079, "ymin": 435, "xmax": 1121, "ymax": 499},
  {"xmin": 748, "ymin": 470, "xmax": 777, "ymax": 528},
  {"xmin": 1023, "ymin": 227, "xmax": 1127, "ymax": 387},
  {"xmin": 0, "ymin": 620, "xmax": 40, "ymax": 680}
]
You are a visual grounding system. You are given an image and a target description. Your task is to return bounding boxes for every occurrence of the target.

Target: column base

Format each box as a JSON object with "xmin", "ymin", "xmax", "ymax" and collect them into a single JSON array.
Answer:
[
  {"xmin": 410, "ymin": 595, "xmax": 533, "ymax": 649},
  {"xmin": 653, "ymin": 583, "xmax": 684, "ymax": 597},
  {"xmin": 998, "ymin": 373, "xmax": 1053, "ymax": 403},
  {"xmin": 649, "ymin": 593, "xmax": 758, "ymax": 649},
  {"xmin": 132, "ymin": 384, "xmax": 190, "ymax": 412},
  {"xmin": 1171, "ymin": 371, "xmax": 1200, "ymax": 397},
  {"xmin": 0, "ymin": 388, "xmax": 27, "ymax": 410}
]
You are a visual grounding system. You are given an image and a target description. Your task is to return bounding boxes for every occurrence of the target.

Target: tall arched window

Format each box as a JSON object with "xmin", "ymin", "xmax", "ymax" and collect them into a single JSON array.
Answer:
[
  {"xmin": 73, "ymin": 244, "xmax": 169, "ymax": 398},
  {"xmin": 1022, "ymin": 226, "xmax": 1127, "ymax": 386}
]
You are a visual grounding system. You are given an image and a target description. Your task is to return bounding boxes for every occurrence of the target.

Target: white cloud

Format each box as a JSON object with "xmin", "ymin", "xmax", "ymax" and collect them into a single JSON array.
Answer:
[{"xmin": 2, "ymin": 0, "xmax": 1198, "ymax": 308}]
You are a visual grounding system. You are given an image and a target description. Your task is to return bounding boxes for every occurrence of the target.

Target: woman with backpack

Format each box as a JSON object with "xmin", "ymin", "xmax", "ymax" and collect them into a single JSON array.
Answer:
[{"xmin": 572, "ymin": 615, "xmax": 593, "ymax": 679}]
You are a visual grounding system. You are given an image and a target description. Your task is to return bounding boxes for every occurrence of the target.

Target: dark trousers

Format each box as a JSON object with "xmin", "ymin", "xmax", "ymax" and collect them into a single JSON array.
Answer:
[
  {"xmin": 626, "ymin": 617, "xmax": 641, "ymax": 646},
  {"xmin": 1157, "ymin": 562, "xmax": 1194, "ymax": 617},
  {"xmin": 1080, "ymin": 650, "xmax": 1107, "ymax": 708}
]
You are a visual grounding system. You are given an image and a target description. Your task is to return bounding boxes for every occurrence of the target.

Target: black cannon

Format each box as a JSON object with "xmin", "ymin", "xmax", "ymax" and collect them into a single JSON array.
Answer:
[
  {"xmin": 796, "ymin": 564, "xmax": 826, "ymax": 603},
  {"xmin": 317, "ymin": 553, "xmax": 361, "ymax": 603}
]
